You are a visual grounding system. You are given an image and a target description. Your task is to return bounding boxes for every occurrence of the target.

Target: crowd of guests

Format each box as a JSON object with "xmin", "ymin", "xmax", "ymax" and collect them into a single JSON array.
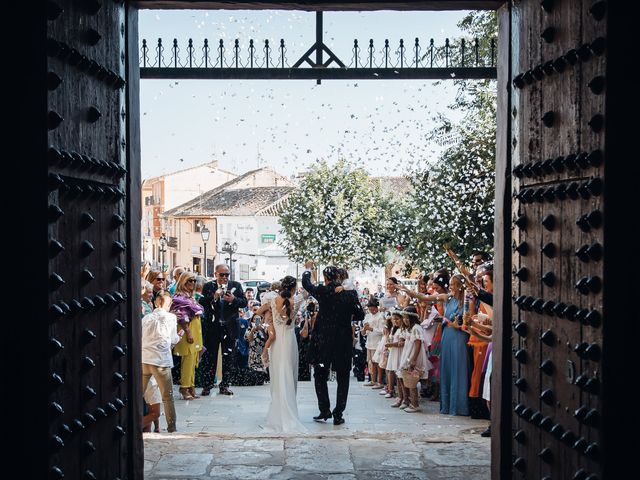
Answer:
[
  {"xmin": 138, "ymin": 262, "xmax": 319, "ymax": 433},
  {"xmin": 138, "ymin": 251, "xmax": 493, "ymax": 436},
  {"xmin": 357, "ymin": 251, "xmax": 494, "ymax": 436}
]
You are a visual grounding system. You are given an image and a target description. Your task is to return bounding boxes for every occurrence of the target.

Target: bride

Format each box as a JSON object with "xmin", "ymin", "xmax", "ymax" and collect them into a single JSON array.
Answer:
[{"xmin": 257, "ymin": 276, "xmax": 307, "ymax": 433}]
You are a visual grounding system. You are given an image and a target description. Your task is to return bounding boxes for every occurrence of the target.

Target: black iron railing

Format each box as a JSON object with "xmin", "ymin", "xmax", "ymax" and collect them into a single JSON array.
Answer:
[{"xmin": 139, "ymin": 36, "xmax": 496, "ymax": 81}]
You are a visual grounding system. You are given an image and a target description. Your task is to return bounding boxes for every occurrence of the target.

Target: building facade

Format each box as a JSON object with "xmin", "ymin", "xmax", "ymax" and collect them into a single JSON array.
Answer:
[
  {"xmin": 162, "ymin": 167, "xmax": 296, "ymax": 279},
  {"xmin": 141, "ymin": 161, "xmax": 237, "ymax": 268}
]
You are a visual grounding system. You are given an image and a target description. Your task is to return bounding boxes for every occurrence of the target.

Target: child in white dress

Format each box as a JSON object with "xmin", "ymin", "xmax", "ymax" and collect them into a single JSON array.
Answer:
[
  {"xmin": 386, "ymin": 311, "xmax": 407, "ymax": 407},
  {"xmin": 400, "ymin": 306, "xmax": 432, "ymax": 413},
  {"xmin": 362, "ymin": 297, "xmax": 386, "ymax": 388}
]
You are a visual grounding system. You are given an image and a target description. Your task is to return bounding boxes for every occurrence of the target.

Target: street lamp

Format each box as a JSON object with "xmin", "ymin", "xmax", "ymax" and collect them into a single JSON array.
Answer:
[
  {"xmin": 159, "ymin": 233, "xmax": 167, "ymax": 271},
  {"xmin": 200, "ymin": 226, "xmax": 210, "ymax": 277},
  {"xmin": 222, "ymin": 240, "xmax": 238, "ymax": 280}
]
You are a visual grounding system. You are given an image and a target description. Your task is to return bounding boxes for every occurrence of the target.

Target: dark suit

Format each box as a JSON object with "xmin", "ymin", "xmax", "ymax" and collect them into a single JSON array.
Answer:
[
  {"xmin": 199, "ymin": 280, "xmax": 247, "ymax": 389},
  {"xmin": 302, "ymin": 271, "xmax": 365, "ymax": 418}
]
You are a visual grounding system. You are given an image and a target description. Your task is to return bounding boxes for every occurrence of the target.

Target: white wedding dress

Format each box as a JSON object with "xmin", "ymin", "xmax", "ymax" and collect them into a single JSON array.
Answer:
[{"xmin": 264, "ymin": 295, "xmax": 307, "ymax": 433}]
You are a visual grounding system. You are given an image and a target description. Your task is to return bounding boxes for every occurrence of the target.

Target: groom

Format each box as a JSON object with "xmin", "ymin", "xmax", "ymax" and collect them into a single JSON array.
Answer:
[{"xmin": 302, "ymin": 261, "xmax": 365, "ymax": 425}]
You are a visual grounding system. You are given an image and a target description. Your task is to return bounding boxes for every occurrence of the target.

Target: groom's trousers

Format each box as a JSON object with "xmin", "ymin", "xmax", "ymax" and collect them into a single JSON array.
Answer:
[{"xmin": 314, "ymin": 364, "xmax": 350, "ymax": 417}]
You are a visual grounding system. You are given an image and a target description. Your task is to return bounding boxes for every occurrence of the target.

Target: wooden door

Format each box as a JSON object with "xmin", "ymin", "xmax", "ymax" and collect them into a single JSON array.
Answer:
[
  {"xmin": 44, "ymin": 1, "xmax": 142, "ymax": 478},
  {"xmin": 494, "ymin": 1, "xmax": 635, "ymax": 478}
]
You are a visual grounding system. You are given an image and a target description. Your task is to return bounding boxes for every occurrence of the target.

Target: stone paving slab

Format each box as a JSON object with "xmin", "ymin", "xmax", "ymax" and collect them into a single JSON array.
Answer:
[
  {"xmin": 355, "ymin": 470, "xmax": 429, "ymax": 480},
  {"xmin": 423, "ymin": 442, "xmax": 491, "ymax": 467},
  {"xmin": 151, "ymin": 453, "xmax": 213, "ymax": 477},
  {"xmin": 351, "ymin": 448, "xmax": 423, "ymax": 470},
  {"xmin": 221, "ymin": 438, "xmax": 284, "ymax": 452},
  {"xmin": 144, "ymin": 378, "xmax": 490, "ymax": 479},
  {"xmin": 208, "ymin": 466, "xmax": 284, "ymax": 479},
  {"xmin": 285, "ymin": 438, "xmax": 354, "ymax": 473},
  {"xmin": 212, "ymin": 449, "xmax": 285, "ymax": 466},
  {"xmin": 427, "ymin": 466, "xmax": 490, "ymax": 480}
]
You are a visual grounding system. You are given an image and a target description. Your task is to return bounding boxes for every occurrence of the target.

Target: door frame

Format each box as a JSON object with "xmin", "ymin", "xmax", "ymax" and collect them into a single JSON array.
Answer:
[
  {"xmin": 127, "ymin": 2, "xmax": 507, "ymax": 479},
  {"xmin": 125, "ymin": 2, "xmax": 634, "ymax": 480}
]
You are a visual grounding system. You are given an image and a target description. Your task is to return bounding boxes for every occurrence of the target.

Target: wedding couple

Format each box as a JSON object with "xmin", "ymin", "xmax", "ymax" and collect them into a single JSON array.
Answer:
[{"xmin": 260, "ymin": 261, "xmax": 365, "ymax": 432}]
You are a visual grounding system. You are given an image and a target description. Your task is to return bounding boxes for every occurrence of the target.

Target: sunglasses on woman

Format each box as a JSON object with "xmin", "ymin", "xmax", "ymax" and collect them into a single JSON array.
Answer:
[{"xmin": 187, "ymin": 279, "xmax": 196, "ymax": 283}]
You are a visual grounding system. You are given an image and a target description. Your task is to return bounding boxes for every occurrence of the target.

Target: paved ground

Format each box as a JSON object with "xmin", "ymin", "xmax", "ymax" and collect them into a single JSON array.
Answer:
[{"xmin": 144, "ymin": 377, "xmax": 491, "ymax": 479}]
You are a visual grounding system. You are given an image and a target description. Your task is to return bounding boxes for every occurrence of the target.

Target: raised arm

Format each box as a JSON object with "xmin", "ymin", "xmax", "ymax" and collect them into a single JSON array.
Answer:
[
  {"xmin": 397, "ymin": 284, "xmax": 448, "ymax": 303},
  {"xmin": 476, "ymin": 289, "xmax": 493, "ymax": 307},
  {"xmin": 469, "ymin": 325, "xmax": 492, "ymax": 342},
  {"xmin": 301, "ymin": 269, "xmax": 321, "ymax": 298}
]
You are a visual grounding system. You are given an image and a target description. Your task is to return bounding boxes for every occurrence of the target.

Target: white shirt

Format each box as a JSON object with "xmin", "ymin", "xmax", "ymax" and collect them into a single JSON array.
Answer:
[
  {"xmin": 141, "ymin": 308, "xmax": 180, "ymax": 367},
  {"xmin": 364, "ymin": 311, "xmax": 386, "ymax": 349},
  {"xmin": 143, "ymin": 377, "xmax": 162, "ymax": 405}
]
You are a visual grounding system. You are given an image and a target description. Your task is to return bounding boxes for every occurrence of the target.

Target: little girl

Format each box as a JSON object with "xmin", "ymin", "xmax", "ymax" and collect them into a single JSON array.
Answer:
[
  {"xmin": 386, "ymin": 310, "xmax": 406, "ymax": 407},
  {"xmin": 400, "ymin": 305, "xmax": 431, "ymax": 413},
  {"xmin": 372, "ymin": 315, "xmax": 391, "ymax": 388}
]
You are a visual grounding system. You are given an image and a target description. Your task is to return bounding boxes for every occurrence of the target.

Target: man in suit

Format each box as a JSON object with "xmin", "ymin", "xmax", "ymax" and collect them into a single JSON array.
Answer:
[
  {"xmin": 302, "ymin": 261, "xmax": 365, "ymax": 425},
  {"xmin": 199, "ymin": 264, "xmax": 247, "ymax": 396}
]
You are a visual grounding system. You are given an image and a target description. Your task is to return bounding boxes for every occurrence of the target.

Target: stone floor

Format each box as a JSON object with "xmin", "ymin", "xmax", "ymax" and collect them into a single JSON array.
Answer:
[{"xmin": 144, "ymin": 377, "xmax": 491, "ymax": 479}]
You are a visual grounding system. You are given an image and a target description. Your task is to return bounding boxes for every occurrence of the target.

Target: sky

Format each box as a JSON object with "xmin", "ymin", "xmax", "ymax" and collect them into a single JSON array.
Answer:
[{"xmin": 139, "ymin": 9, "xmax": 474, "ymax": 179}]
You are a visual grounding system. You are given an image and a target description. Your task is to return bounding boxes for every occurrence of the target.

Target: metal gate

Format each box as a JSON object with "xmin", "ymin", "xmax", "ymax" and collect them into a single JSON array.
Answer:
[
  {"xmin": 500, "ymin": 0, "xmax": 607, "ymax": 478},
  {"xmin": 45, "ymin": 1, "xmax": 142, "ymax": 478}
]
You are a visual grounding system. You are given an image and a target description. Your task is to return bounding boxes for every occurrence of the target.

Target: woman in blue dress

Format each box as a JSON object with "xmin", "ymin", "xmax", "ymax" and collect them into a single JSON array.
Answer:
[
  {"xmin": 397, "ymin": 270, "xmax": 470, "ymax": 415},
  {"xmin": 438, "ymin": 274, "xmax": 470, "ymax": 416}
]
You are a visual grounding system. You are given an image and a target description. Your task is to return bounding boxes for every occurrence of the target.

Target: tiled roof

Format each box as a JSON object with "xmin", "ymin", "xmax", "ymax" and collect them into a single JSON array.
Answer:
[
  {"xmin": 142, "ymin": 160, "xmax": 234, "ymax": 183},
  {"xmin": 163, "ymin": 186, "xmax": 294, "ymax": 217}
]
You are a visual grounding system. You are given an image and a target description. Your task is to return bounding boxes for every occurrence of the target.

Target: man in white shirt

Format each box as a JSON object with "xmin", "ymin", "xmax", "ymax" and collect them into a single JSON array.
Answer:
[
  {"xmin": 361, "ymin": 297, "xmax": 385, "ymax": 388},
  {"xmin": 142, "ymin": 290, "xmax": 180, "ymax": 433}
]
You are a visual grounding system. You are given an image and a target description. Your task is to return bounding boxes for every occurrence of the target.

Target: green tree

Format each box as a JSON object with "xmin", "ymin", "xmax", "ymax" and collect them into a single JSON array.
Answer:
[
  {"xmin": 394, "ymin": 11, "xmax": 497, "ymax": 272},
  {"xmin": 279, "ymin": 159, "xmax": 392, "ymax": 270}
]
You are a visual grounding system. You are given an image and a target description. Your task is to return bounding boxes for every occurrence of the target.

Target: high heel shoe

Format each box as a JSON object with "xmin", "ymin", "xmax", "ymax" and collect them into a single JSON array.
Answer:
[
  {"xmin": 188, "ymin": 387, "xmax": 200, "ymax": 399},
  {"xmin": 179, "ymin": 387, "xmax": 194, "ymax": 400}
]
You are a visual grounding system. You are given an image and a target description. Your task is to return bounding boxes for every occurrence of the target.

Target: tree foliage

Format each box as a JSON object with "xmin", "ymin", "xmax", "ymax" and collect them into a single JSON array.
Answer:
[
  {"xmin": 279, "ymin": 12, "xmax": 497, "ymax": 274},
  {"xmin": 278, "ymin": 159, "xmax": 393, "ymax": 270},
  {"xmin": 393, "ymin": 11, "xmax": 497, "ymax": 272}
]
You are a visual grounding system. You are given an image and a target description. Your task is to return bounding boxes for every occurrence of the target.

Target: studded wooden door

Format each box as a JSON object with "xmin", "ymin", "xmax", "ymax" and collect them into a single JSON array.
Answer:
[
  {"xmin": 46, "ymin": 1, "xmax": 142, "ymax": 479},
  {"xmin": 507, "ymin": 0, "xmax": 606, "ymax": 478}
]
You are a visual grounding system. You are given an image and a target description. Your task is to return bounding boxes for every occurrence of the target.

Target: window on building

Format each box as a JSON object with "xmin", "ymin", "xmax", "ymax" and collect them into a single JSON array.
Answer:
[
  {"xmin": 193, "ymin": 257, "xmax": 201, "ymax": 273},
  {"xmin": 152, "ymin": 184, "xmax": 161, "ymax": 205},
  {"xmin": 194, "ymin": 219, "xmax": 206, "ymax": 233},
  {"xmin": 239, "ymin": 263, "xmax": 250, "ymax": 280}
]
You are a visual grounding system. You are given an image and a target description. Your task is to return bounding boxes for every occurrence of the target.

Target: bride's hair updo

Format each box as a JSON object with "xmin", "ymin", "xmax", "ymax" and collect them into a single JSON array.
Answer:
[{"xmin": 279, "ymin": 275, "xmax": 297, "ymax": 325}]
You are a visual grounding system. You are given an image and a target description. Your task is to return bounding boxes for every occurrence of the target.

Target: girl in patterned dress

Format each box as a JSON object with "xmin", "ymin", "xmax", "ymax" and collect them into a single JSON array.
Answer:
[{"xmin": 400, "ymin": 306, "xmax": 432, "ymax": 413}]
